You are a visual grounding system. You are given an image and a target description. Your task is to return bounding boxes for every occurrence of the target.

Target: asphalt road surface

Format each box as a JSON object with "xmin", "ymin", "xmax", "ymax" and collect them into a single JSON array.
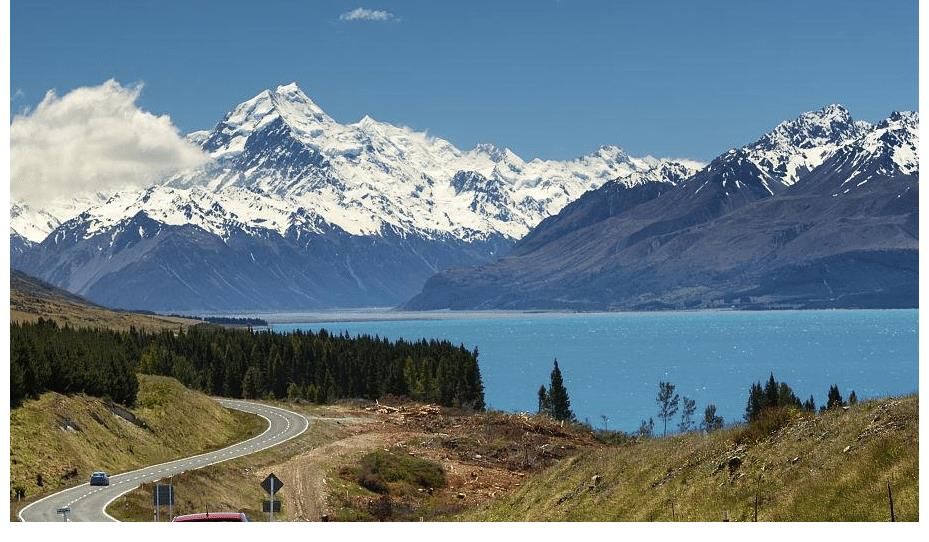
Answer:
[{"xmin": 18, "ymin": 399, "xmax": 309, "ymax": 522}]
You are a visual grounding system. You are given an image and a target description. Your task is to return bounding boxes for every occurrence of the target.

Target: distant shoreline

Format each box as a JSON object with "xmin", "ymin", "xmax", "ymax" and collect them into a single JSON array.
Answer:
[{"xmin": 162, "ymin": 307, "xmax": 917, "ymax": 325}]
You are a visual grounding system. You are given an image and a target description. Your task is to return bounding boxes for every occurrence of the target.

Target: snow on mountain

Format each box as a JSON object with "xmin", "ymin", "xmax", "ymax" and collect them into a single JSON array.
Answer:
[
  {"xmin": 73, "ymin": 185, "xmax": 315, "ymax": 241},
  {"xmin": 855, "ymin": 110, "xmax": 918, "ymax": 177},
  {"xmin": 743, "ymin": 104, "xmax": 869, "ymax": 186},
  {"xmin": 146, "ymin": 83, "xmax": 703, "ymax": 242},
  {"xmin": 11, "ymin": 194, "xmax": 109, "ymax": 243},
  {"xmin": 808, "ymin": 110, "xmax": 919, "ymax": 196}
]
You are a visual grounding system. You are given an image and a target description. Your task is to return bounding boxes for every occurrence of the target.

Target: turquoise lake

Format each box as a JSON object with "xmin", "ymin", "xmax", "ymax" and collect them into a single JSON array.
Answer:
[{"xmin": 272, "ymin": 310, "xmax": 918, "ymax": 432}]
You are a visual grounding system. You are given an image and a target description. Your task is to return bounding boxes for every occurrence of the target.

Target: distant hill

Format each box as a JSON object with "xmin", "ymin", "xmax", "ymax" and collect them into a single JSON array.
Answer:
[
  {"xmin": 467, "ymin": 395, "xmax": 917, "ymax": 521},
  {"xmin": 10, "ymin": 269, "xmax": 199, "ymax": 331}
]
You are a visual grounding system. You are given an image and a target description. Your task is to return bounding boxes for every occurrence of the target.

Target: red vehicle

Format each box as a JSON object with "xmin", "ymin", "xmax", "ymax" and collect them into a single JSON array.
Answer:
[{"xmin": 172, "ymin": 512, "xmax": 249, "ymax": 522}]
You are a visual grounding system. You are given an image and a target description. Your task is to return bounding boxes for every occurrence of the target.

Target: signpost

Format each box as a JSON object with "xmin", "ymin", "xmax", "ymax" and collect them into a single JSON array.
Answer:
[
  {"xmin": 56, "ymin": 506, "xmax": 71, "ymax": 522},
  {"xmin": 153, "ymin": 483, "xmax": 175, "ymax": 521},
  {"xmin": 262, "ymin": 500, "xmax": 281, "ymax": 513},
  {"xmin": 261, "ymin": 473, "xmax": 283, "ymax": 522}
]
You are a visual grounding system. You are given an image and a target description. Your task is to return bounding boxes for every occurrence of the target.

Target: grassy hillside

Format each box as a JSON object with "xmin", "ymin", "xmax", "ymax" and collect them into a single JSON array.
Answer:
[
  {"xmin": 10, "ymin": 270, "xmax": 199, "ymax": 332},
  {"xmin": 10, "ymin": 374, "xmax": 264, "ymax": 503},
  {"xmin": 466, "ymin": 396, "xmax": 918, "ymax": 522},
  {"xmin": 107, "ymin": 402, "xmax": 354, "ymax": 522}
]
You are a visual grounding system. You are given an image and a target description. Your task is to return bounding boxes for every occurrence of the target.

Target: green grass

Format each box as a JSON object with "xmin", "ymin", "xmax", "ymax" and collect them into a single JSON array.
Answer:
[
  {"xmin": 464, "ymin": 395, "xmax": 918, "ymax": 522},
  {"xmin": 10, "ymin": 374, "xmax": 265, "ymax": 516}
]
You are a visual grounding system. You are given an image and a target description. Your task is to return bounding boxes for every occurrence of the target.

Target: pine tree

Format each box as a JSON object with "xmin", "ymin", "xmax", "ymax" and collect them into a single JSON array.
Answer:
[
  {"xmin": 803, "ymin": 395, "xmax": 816, "ymax": 412},
  {"xmin": 827, "ymin": 384, "xmax": 845, "ymax": 409},
  {"xmin": 537, "ymin": 385, "xmax": 549, "ymax": 414},
  {"xmin": 656, "ymin": 381, "xmax": 680, "ymax": 436},
  {"xmin": 546, "ymin": 359, "xmax": 575, "ymax": 422},
  {"xmin": 745, "ymin": 381, "xmax": 764, "ymax": 421},
  {"xmin": 678, "ymin": 396, "xmax": 697, "ymax": 432},
  {"xmin": 764, "ymin": 373, "xmax": 779, "ymax": 408},
  {"xmin": 848, "ymin": 390, "xmax": 858, "ymax": 405}
]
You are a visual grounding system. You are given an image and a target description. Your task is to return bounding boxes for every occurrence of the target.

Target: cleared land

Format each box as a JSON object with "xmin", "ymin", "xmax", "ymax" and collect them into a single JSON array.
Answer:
[{"xmin": 108, "ymin": 400, "xmax": 602, "ymax": 521}]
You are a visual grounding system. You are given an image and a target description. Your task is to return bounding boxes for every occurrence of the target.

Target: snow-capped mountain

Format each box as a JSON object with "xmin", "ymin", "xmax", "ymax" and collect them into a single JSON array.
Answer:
[
  {"xmin": 744, "ymin": 104, "xmax": 870, "ymax": 187},
  {"xmin": 13, "ymin": 83, "xmax": 699, "ymax": 311},
  {"xmin": 156, "ymin": 82, "xmax": 699, "ymax": 241},
  {"xmin": 10, "ymin": 194, "xmax": 110, "ymax": 243},
  {"xmin": 804, "ymin": 110, "xmax": 918, "ymax": 196},
  {"xmin": 407, "ymin": 107, "xmax": 919, "ymax": 311}
]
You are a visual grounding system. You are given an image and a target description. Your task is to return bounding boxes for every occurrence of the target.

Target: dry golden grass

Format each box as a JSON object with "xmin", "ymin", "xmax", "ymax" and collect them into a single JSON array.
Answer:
[
  {"xmin": 10, "ymin": 270, "xmax": 199, "ymax": 332},
  {"xmin": 465, "ymin": 396, "xmax": 918, "ymax": 522}
]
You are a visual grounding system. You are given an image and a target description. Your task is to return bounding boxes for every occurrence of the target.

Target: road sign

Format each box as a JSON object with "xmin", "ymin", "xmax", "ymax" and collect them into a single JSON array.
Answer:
[
  {"xmin": 153, "ymin": 484, "xmax": 175, "ymax": 506},
  {"xmin": 261, "ymin": 473, "xmax": 283, "ymax": 495},
  {"xmin": 262, "ymin": 500, "xmax": 281, "ymax": 513}
]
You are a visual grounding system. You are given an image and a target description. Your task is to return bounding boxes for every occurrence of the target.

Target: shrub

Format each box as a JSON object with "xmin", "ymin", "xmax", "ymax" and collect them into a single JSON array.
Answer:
[
  {"xmin": 356, "ymin": 450, "xmax": 446, "ymax": 495},
  {"xmin": 733, "ymin": 406, "xmax": 799, "ymax": 445}
]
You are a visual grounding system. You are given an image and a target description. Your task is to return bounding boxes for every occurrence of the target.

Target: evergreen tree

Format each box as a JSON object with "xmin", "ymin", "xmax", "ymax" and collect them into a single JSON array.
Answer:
[
  {"xmin": 778, "ymin": 382, "xmax": 802, "ymax": 408},
  {"xmin": 764, "ymin": 373, "xmax": 779, "ymax": 408},
  {"xmin": 826, "ymin": 384, "xmax": 845, "ymax": 409},
  {"xmin": 656, "ymin": 381, "xmax": 680, "ymax": 436},
  {"xmin": 803, "ymin": 395, "xmax": 816, "ymax": 412},
  {"xmin": 848, "ymin": 390, "xmax": 858, "ymax": 405},
  {"xmin": 287, "ymin": 382, "xmax": 302, "ymax": 401},
  {"xmin": 10, "ymin": 319, "xmax": 486, "ymax": 410},
  {"xmin": 546, "ymin": 359, "xmax": 575, "ymax": 422},
  {"xmin": 678, "ymin": 396, "xmax": 697, "ymax": 433},
  {"xmin": 537, "ymin": 385, "xmax": 549, "ymax": 414},
  {"xmin": 700, "ymin": 403, "xmax": 724, "ymax": 432},
  {"xmin": 11, "ymin": 355, "xmax": 27, "ymax": 407},
  {"xmin": 638, "ymin": 417, "xmax": 655, "ymax": 437},
  {"xmin": 745, "ymin": 373, "xmax": 801, "ymax": 421},
  {"xmin": 745, "ymin": 381, "xmax": 764, "ymax": 421}
]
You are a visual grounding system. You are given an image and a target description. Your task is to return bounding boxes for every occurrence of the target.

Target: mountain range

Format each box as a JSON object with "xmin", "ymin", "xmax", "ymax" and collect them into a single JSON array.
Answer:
[
  {"xmin": 11, "ymin": 83, "xmax": 700, "ymax": 311},
  {"xmin": 406, "ymin": 106, "xmax": 918, "ymax": 310}
]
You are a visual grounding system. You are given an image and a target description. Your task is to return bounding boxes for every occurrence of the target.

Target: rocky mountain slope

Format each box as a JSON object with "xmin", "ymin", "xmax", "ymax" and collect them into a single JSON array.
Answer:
[
  {"xmin": 406, "ymin": 107, "xmax": 918, "ymax": 310},
  {"xmin": 12, "ymin": 83, "xmax": 697, "ymax": 311}
]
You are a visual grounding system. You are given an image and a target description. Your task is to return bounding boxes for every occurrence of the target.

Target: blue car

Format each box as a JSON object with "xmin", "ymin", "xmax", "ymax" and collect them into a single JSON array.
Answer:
[{"xmin": 89, "ymin": 471, "xmax": 109, "ymax": 486}]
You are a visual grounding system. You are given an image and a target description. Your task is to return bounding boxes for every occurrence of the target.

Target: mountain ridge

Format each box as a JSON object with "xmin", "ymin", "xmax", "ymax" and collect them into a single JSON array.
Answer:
[
  {"xmin": 11, "ymin": 83, "xmax": 700, "ymax": 311},
  {"xmin": 405, "ymin": 107, "xmax": 918, "ymax": 311}
]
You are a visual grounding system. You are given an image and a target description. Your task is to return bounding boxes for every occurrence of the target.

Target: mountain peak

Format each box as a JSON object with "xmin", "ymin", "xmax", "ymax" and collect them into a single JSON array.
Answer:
[
  {"xmin": 274, "ymin": 81, "xmax": 303, "ymax": 94},
  {"xmin": 472, "ymin": 143, "xmax": 519, "ymax": 163},
  {"xmin": 201, "ymin": 83, "xmax": 333, "ymax": 155},
  {"xmin": 757, "ymin": 104, "xmax": 860, "ymax": 151}
]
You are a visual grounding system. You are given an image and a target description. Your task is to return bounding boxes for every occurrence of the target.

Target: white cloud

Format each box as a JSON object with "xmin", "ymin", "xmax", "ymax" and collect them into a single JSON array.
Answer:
[
  {"xmin": 10, "ymin": 80, "xmax": 208, "ymax": 207},
  {"xmin": 339, "ymin": 7, "xmax": 398, "ymax": 22}
]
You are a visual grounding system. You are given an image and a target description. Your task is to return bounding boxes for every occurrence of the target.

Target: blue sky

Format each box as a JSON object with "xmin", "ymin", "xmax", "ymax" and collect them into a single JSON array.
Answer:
[{"xmin": 11, "ymin": 0, "xmax": 918, "ymax": 161}]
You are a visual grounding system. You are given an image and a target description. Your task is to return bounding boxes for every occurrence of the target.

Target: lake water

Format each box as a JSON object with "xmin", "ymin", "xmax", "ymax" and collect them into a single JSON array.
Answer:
[{"xmin": 272, "ymin": 310, "xmax": 918, "ymax": 432}]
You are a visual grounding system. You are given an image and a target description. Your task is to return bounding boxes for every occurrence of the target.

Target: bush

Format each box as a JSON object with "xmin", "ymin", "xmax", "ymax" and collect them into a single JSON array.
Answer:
[
  {"xmin": 733, "ymin": 407, "xmax": 799, "ymax": 445},
  {"xmin": 356, "ymin": 450, "xmax": 446, "ymax": 495}
]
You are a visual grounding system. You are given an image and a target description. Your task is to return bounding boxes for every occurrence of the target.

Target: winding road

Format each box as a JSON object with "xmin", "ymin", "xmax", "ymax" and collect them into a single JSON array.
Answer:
[{"xmin": 18, "ymin": 399, "xmax": 309, "ymax": 522}]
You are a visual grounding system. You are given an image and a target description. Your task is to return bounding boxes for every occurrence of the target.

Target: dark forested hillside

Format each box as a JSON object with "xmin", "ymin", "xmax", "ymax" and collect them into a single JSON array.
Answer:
[{"xmin": 10, "ymin": 320, "xmax": 485, "ymax": 410}]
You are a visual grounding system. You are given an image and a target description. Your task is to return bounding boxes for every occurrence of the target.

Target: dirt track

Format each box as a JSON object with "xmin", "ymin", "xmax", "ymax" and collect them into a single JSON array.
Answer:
[{"xmin": 276, "ymin": 414, "xmax": 423, "ymax": 520}]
